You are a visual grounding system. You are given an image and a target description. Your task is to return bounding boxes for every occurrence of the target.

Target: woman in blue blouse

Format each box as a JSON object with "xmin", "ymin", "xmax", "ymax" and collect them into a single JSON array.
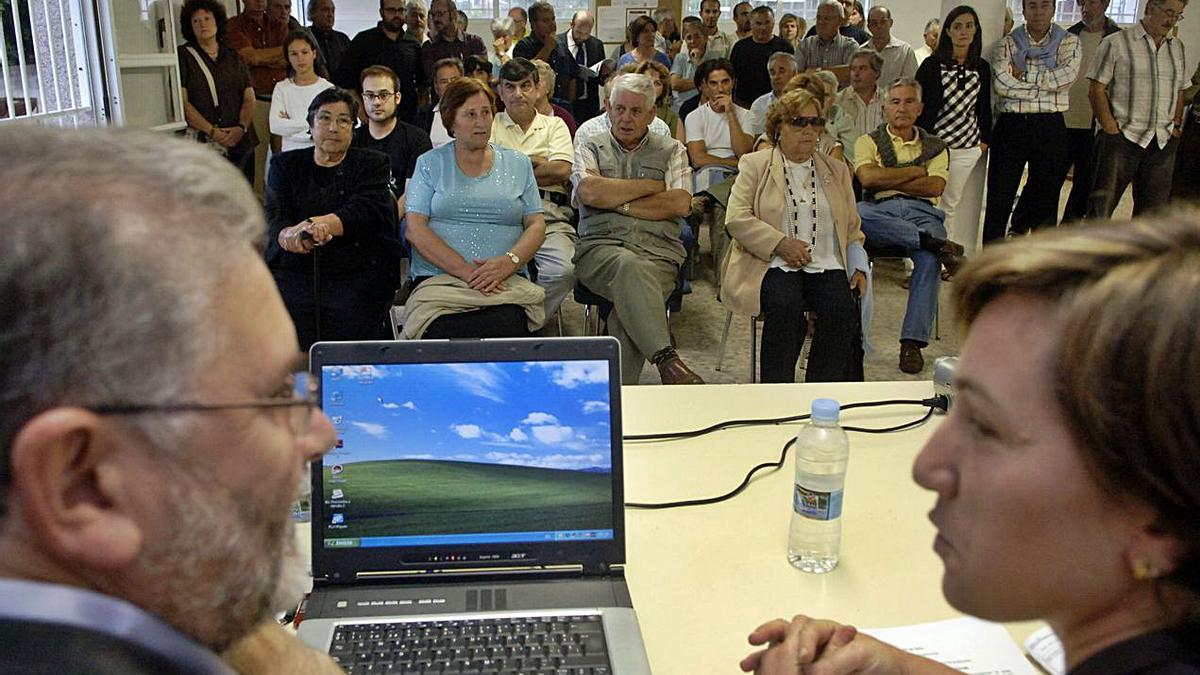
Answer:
[
  {"xmin": 616, "ymin": 15, "xmax": 672, "ymax": 69},
  {"xmin": 404, "ymin": 77, "xmax": 547, "ymax": 339}
]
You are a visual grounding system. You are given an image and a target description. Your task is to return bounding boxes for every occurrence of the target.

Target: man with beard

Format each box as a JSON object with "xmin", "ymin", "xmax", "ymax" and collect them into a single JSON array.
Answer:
[
  {"xmin": 0, "ymin": 127, "xmax": 339, "ymax": 673},
  {"xmin": 354, "ymin": 65, "xmax": 433, "ymax": 217},
  {"xmin": 419, "ymin": 0, "xmax": 486, "ymax": 83},
  {"xmin": 336, "ymin": 0, "xmax": 424, "ymax": 123}
]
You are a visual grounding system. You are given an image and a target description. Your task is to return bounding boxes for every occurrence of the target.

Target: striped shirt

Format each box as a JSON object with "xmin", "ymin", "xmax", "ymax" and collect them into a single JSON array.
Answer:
[
  {"xmin": 994, "ymin": 25, "xmax": 1082, "ymax": 114},
  {"xmin": 933, "ymin": 63, "xmax": 982, "ymax": 148},
  {"xmin": 1086, "ymin": 22, "xmax": 1188, "ymax": 149},
  {"xmin": 794, "ymin": 34, "xmax": 859, "ymax": 71}
]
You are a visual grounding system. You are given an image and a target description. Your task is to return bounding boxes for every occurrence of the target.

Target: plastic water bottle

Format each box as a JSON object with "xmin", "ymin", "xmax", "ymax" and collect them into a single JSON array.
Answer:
[{"xmin": 787, "ymin": 398, "xmax": 849, "ymax": 573}]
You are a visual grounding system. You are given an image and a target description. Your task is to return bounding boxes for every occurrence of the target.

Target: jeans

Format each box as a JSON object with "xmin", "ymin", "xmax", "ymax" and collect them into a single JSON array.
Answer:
[
  {"xmin": 759, "ymin": 268, "xmax": 861, "ymax": 383},
  {"xmin": 983, "ymin": 112, "xmax": 1070, "ymax": 243},
  {"xmin": 857, "ymin": 199, "xmax": 944, "ymax": 345},
  {"xmin": 1088, "ymin": 131, "xmax": 1180, "ymax": 219}
]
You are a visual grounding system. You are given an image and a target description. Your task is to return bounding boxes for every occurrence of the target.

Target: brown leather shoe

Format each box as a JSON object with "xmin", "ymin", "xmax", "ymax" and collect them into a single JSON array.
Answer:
[
  {"xmin": 936, "ymin": 240, "xmax": 966, "ymax": 278},
  {"xmin": 654, "ymin": 348, "xmax": 705, "ymax": 384},
  {"xmin": 899, "ymin": 340, "xmax": 925, "ymax": 374}
]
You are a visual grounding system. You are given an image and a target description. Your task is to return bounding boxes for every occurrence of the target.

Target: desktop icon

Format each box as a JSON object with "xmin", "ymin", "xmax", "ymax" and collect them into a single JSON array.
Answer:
[
  {"xmin": 331, "ymin": 489, "xmax": 344, "ymax": 500},
  {"xmin": 331, "ymin": 513, "xmax": 345, "ymax": 525},
  {"xmin": 331, "ymin": 464, "xmax": 344, "ymax": 476}
]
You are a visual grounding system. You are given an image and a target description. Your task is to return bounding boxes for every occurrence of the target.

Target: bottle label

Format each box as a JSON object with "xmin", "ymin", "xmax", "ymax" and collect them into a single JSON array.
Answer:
[{"xmin": 793, "ymin": 483, "xmax": 843, "ymax": 521}]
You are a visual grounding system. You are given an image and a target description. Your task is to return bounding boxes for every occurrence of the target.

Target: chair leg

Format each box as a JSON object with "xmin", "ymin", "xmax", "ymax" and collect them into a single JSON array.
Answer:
[
  {"xmin": 583, "ymin": 304, "xmax": 593, "ymax": 336},
  {"xmin": 556, "ymin": 307, "xmax": 564, "ymax": 336},
  {"xmin": 935, "ymin": 296, "xmax": 941, "ymax": 340},
  {"xmin": 715, "ymin": 310, "xmax": 733, "ymax": 372},
  {"xmin": 750, "ymin": 316, "xmax": 758, "ymax": 384}
]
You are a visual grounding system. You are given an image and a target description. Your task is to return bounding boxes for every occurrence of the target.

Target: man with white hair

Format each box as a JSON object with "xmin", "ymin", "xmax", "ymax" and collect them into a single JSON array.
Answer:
[
  {"xmin": 572, "ymin": 74, "xmax": 701, "ymax": 385},
  {"xmin": 914, "ymin": 18, "xmax": 940, "ymax": 64},
  {"xmin": 0, "ymin": 128, "xmax": 340, "ymax": 672},
  {"xmin": 402, "ymin": 0, "xmax": 428, "ymax": 44},
  {"xmin": 749, "ymin": 51, "xmax": 798, "ymax": 136},
  {"xmin": 794, "ymin": 0, "xmax": 859, "ymax": 87}
]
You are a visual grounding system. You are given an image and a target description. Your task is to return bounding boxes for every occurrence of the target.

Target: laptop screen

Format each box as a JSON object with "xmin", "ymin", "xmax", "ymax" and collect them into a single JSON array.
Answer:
[{"xmin": 319, "ymin": 359, "xmax": 616, "ymax": 551}]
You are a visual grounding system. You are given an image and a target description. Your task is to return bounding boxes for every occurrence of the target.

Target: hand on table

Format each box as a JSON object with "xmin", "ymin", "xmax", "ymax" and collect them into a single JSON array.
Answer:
[
  {"xmin": 468, "ymin": 256, "xmax": 517, "ymax": 294},
  {"xmin": 740, "ymin": 614, "xmax": 906, "ymax": 675}
]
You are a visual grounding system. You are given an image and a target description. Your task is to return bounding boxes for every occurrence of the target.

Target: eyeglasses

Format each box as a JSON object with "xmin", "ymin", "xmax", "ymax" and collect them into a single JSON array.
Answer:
[
  {"xmin": 362, "ymin": 90, "xmax": 396, "ymax": 102},
  {"xmin": 92, "ymin": 371, "xmax": 319, "ymax": 437},
  {"xmin": 789, "ymin": 116, "xmax": 826, "ymax": 129},
  {"xmin": 315, "ymin": 111, "xmax": 355, "ymax": 128}
]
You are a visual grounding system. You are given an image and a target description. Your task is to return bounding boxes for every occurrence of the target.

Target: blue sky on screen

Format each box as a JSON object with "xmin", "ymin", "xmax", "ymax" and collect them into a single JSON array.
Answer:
[{"xmin": 322, "ymin": 361, "xmax": 612, "ymax": 471}]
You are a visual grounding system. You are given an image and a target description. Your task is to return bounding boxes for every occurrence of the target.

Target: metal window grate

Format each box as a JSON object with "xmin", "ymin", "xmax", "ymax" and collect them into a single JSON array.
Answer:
[{"xmin": 1, "ymin": 0, "xmax": 93, "ymax": 123}]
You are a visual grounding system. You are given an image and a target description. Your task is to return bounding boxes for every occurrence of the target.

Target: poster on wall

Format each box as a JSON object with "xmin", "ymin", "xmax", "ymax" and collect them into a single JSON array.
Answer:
[{"xmin": 596, "ymin": 5, "xmax": 655, "ymax": 43}]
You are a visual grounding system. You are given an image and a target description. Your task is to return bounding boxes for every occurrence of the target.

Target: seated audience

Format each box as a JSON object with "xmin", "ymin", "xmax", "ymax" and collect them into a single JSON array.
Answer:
[
  {"xmin": 404, "ymin": 77, "xmax": 548, "ymax": 339},
  {"xmin": 616, "ymin": 15, "xmax": 671, "ymax": 69},
  {"xmin": 576, "ymin": 68, "xmax": 673, "ymax": 144},
  {"xmin": 915, "ymin": 5, "xmax": 991, "ymax": 249},
  {"xmin": 829, "ymin": 49, "xmax": 884, "ymax": 156},
  {"xmin": 353, "ymin": 65, "xmax": 432, "ymax": 216},
  {"xmin": 0, "ymin": 126, "xmax": 343, "ymax": 673},
  {"xmin": 670, "ymin": 16, "xmax": 718, "ymax": 113},
  {"xmin": 728, "ymin": 6, "xmax": 794, "ymax": 107},
  {"xmin": 749, "ymin": 51, "xmax": 799, "ymax": 136},
  {"xmin": 270, "ymin": 29, "xmax": 333, "ymax": 153},
  {"xmin": 573, "ymin": 74, "xmax": 700, "ymax": 384},
  {"xmin": 489, "ymin": 16, "xmax": 515, "ymax": 74},
  {"xmin": 265, "ymin": 87, "xmax": 401, "ymax": 351},
  {"xmin": 178, "ymin": 0, "xmax": 257, "ymax": 182},
  {"xmin": 795, "ymin": 0, "xmax": 860, "ymax": 87},
  {"xmin": 724, "ymin": 89, "xmax": 868, "ymax": 383},
  {"xmin": 415, "ymin": 56, "xmax": 463, "ymax": 148},
  {"xmin": 463, "ymin": 53, "xmax": 494, "ymax": 86},
  {"xmin": 630, "ymin": 60, "xmax": 678, "ymax": 137},
  {"xmin": 742, "ymin": 212, "xmax": 1200, "ymax": 675},
  {"xmin": 491, "ymin": 58, "xmax": 577, "ymax": 318},
  {"xmin": 686, "ymin": 58, "xmax": 755, "ymax": 191},
  {"xmin": 853, "ymin": 79, "xmax": 964, "ymax": 374},
  {"xmin": 532, "ymin": 59, "xmax": 579, "ymax": 138}
]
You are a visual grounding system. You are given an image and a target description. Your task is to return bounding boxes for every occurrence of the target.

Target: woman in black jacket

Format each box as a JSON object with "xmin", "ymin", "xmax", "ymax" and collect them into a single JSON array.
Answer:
[
  {"xmin": 915, "ymin": 5, "xmax": 991, "ymax": 254},
  {"xmin": 265, "ymin": 87, "xmax": 401, "ymax": 350}
]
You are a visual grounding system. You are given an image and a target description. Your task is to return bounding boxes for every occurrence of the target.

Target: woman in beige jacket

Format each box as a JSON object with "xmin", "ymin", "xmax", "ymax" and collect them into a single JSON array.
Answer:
[{"xmin": 721, "ymin": 89, "xmax": 869, "ymax": 382}]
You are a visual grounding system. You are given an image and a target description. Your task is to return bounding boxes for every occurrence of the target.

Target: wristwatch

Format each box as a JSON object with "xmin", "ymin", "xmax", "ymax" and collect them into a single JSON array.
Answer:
[{"xmin": 505, "ymin": 251, "xmax": 521, "ymax": 266}]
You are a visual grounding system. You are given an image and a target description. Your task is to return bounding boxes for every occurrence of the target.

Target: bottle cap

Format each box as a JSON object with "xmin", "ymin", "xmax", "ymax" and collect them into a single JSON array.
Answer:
[{"xmin": 811, "ymin": 398, "xmax": 840, "ymax": 422}]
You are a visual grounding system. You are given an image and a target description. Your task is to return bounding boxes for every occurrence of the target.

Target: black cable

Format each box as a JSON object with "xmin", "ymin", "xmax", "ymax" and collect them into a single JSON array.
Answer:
[
  {"xmin": 625, "ymin": 404, "xmax": 937, "ymax": 510},
  {"xmin": 623, "ymin": 397, "xmax": 946, "ymax": 442}
]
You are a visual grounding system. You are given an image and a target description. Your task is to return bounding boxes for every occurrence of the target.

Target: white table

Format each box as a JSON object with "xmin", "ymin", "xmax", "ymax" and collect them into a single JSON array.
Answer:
[{"xmin": 619, "ymin": 381, "xmax": 1039, "ymax": 674}]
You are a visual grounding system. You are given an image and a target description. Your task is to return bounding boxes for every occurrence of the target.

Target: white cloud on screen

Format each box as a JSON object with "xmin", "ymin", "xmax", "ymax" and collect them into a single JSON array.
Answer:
[
  {"xmin": 521, "ymin": 412, "xmax": 559, "ymax": 425},
  {"xmin": 581, "ymin": 400, "xmax": 609, "ymax": 414},
  {"xmin": 445, "ymin": 363, "xmax": 506, "ymax": 403},
  {"xmin": 484, "ymin": 451, "xmax": 607, "ymax": 470},
  {"xmin": 350, "ymin": 421, "xmax": 388, "ymax": 438},
  {"xmin": 451, "ymin": 424, "xmax": 482, "ymax": 438},
  {"xmin": 531, "ymin": 424, "xmax": 574, "ymax": 444}
]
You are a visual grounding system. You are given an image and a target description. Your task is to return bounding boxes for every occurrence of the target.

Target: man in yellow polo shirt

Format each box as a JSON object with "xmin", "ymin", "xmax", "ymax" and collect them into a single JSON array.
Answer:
[
  {"xmin": 491, "ymin": 57, "xmax": 576, "ymax": 318},
  {"xmin": 854, "ymin": 78, "xmax": 965, "ymax": 374}
]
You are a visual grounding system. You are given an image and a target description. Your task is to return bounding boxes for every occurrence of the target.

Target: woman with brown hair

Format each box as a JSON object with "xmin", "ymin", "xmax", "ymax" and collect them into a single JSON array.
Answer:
[
  {"xmin": 402, "ymin": 77, "xmax": 548, "ymax": 339},
  {"xmin": 616, "ymin": 15, "xmax": 671, "ymax": 69},
  {"xmin": 270, "ymin": 29, "xmax": 333, "ymax": 153}
]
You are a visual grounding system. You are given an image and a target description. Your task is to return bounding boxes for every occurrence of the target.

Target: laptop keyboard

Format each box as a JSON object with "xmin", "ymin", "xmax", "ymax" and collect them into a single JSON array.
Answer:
[{"xmin": 329, "ymin": 614, "xmax": 612, "ymax": 674}]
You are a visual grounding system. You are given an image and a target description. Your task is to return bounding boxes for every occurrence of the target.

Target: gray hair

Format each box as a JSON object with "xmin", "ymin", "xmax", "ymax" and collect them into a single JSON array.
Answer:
[
  {"xmin": 924, "ymin": 17, "xmax": 941, "ymax": 32},
  {"xmin": 819, "ymin": 0, "xmax": 845, "ymax": 19},
  {"xmin": 405, "ymin": 0, "xmax": 426, "ymax": 12},
  {"xmin": 490, "ymin": 15, "xmax": 513, "ymax": 37},
  {"xmin": 652, "ymin": 8, "xmax": 674, "ymax": 22},
  {"xmin": 887, "ymin": 76, "xmax": 922, "ymax": 99},
  {"xmin": 850, "ymin": 47, "xmax": 883, "ymax": 75},
  {"xmin": 767, "ymin": 50, "xmax": 798, "ymax": 72},
  {"xmin": 608, "ymin": 72, "xmax": 657, "ymax": 109},
  {"xmin": 0, "ymin": 128, "xmax": 264, "ymax": 517}
]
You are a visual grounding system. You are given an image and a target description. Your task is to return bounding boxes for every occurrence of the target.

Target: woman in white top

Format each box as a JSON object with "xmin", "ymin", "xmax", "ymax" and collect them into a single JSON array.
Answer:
[{"xmin": 270, "ymin": 30, "xmax": 333, "ymax": 153}]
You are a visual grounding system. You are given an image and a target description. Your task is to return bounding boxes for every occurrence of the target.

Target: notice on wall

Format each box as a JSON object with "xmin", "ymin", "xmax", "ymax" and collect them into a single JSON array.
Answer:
[{"xmin": 596, "ymin": 4, "xmax": 655, "ymax": 43}]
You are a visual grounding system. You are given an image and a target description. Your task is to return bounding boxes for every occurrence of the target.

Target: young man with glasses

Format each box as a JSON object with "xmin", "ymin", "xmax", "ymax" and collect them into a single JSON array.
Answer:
[
  {"xmin": 354, "ymin": 65, "xmax": 433, "ymax": 217},
  {"xmin": 0, "ymin": 126, "xmax": 341, "ymax": 673},
  {"xmin": 1086, "ymin": 0, "xmax": 1189, "ymax": 218}
]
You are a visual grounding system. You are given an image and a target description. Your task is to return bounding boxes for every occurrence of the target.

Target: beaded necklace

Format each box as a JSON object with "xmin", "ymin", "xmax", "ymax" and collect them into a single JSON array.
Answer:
[{"xmin": 781, "ymin": 154, "xmax": 819, "ymax": 249}]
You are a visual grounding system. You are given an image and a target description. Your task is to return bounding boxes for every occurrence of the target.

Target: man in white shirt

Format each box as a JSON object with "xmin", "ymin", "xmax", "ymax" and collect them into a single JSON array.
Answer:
[
  {"xmin": 417, "ymin": 57, "xmax": 461, "ymax": 148},
  {"xmin": 865, "ymin": 6, "xmax": 918, "ymax": 86},
  {"xmin": 749, "ymin": 51, "xmax": 799, "ymax": 136},
  {"xmin": 914, "ymin": 18, "xmax": 939, "ymax": 65},
  {"xmin": 492, "ymin": 57, "xmax": 577, "ymax": 317},
  {"xmin": 685, "ymin": 59, "xmax": 754, "ymax": 188}
]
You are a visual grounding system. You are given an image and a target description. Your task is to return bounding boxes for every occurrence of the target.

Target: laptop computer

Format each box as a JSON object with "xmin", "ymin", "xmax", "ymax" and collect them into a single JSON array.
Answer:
[{"xmin": 298, "ymin": 337, "xmax": 652, "ymax": 675}]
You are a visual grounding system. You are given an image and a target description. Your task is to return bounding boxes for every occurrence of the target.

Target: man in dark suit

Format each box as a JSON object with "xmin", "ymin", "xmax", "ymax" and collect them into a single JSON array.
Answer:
[
  {"xmin": 558, "ymin": 9, "xmax": 605, "ymax": 123},
  {"xmin": 0, "ymin": 128, "xmax": 342, "ymax": 673}
]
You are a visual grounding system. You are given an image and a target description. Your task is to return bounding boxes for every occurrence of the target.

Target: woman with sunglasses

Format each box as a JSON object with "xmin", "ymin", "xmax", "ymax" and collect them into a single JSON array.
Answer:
[{"xmin": 721, "ymin": 88, "xmax": 868, "ymax": 383}]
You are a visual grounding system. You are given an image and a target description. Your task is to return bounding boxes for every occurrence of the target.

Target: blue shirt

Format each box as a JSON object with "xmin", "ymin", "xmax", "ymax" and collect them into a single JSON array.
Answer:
[
  {"xmin": 0, "ymin": 578, "xmax": 235, "ymax": 674},
  {"xmin": 616, "ymin": 50, "xmax": 671, "ymax": 69},
  {"xmin": 406, "ymin": 141, "xmax": 542, "ymax": 278}
]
